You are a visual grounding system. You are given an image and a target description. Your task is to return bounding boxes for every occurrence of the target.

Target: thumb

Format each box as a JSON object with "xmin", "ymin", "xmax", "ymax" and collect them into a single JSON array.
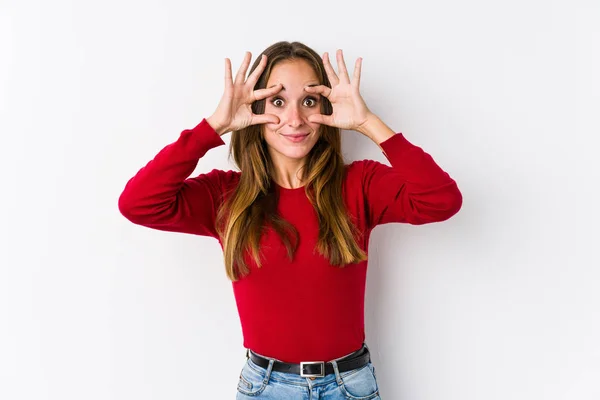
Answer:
[
  {"xmin": 252, "ymin": 113, "xmax": 280, "ymax": 125},
  {"xmin": 308, "ymin": 114, "xmax": 334, "ymax": 126}
]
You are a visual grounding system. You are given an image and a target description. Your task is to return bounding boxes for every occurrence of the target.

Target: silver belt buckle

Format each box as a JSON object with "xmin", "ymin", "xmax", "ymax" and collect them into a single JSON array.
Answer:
[{"xmin": 300, "ymin": 361, "xmax": 325, "ymax": 378}]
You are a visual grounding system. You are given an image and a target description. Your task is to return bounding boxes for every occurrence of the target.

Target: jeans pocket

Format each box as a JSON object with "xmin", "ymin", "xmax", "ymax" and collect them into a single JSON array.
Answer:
[
  {"xmin": 339, "ymin": 362, "xmax": 380, "ymax": 400},
  {"xmin": 237, "ymin": 359, "xmax": 268, "ymax": 396},
  {"xmin": 369, "ymin": 363, "xmax": 377, "ymax": 380}
]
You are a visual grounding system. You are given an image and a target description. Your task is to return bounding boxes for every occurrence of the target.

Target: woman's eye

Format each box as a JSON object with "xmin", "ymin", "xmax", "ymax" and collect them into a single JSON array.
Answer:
[
  {"xmin": 270, "ymin": 97, "xmax": 317, "ymax": 108},
  {"xmin": 304, "ymin": 97, "xmax": 317, "ymax": 107}
]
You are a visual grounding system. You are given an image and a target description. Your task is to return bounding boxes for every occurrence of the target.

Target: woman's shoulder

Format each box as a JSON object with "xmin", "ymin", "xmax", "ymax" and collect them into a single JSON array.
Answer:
[
  {"xmin": 343, "ymin": 160, "xmax": 369, "ymax": 190},
  {"xmin": 343, "ymin": 158, "xmax": 391, "ymax": 193},
  {"xmin": 188, "ymin": 168, "xmax": 241, "ymax": 194},
  {"xmin": 344, "ymin": 158, "xmax": 386, "ymax": 178}
]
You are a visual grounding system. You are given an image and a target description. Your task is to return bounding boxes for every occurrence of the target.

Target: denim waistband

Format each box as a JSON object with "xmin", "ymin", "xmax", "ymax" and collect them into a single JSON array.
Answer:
[{"xmin": 244, "ymin": 343, "xmax": 371, "ymax": 387}]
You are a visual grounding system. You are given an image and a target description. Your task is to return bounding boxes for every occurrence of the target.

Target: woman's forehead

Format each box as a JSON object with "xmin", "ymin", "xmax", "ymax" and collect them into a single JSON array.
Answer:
[{"xmin": 266, "ymin": 59, "xmax": 319, "ymax": 89}]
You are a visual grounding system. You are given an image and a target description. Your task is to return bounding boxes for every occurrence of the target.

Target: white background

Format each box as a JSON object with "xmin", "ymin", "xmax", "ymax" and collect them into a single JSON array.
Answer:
[{"xmin": 1, "ymin": 0, "xmax": 599, "ymax": 399}]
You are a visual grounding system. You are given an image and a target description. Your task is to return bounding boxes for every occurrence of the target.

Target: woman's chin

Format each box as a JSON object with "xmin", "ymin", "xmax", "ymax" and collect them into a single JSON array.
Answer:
[{"xmin": 268, "ymin": 146, "xmax": 314, "ymax": 162}]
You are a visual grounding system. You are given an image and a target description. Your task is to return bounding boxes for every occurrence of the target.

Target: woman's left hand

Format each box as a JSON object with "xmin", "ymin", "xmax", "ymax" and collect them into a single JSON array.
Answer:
[{"xmin": 305, "ymin": 50, "xmax": 373, "ymax": 131}]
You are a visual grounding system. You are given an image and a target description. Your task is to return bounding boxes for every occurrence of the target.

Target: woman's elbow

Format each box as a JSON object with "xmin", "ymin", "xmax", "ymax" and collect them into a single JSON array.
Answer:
[
  {"xmin": 436, "ymin": 185, "xmax": 463, "ymax": 222},
  {"xmin": 410, "ymin": 186, "xmax": 463, "ymax": 224},
  {"xmin": 118, "ymin": 191, "xmax": 134, "ymax": 220},
  {"xmin": 117, "ymin": 189, "xmax": 145, "ymax": 224}
]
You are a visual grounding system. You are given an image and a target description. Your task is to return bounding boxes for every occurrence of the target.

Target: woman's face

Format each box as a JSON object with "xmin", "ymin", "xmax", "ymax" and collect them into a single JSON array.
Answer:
[{"xmin": 262, "ymin": 59, "xmax": 322, "ymax": 164}]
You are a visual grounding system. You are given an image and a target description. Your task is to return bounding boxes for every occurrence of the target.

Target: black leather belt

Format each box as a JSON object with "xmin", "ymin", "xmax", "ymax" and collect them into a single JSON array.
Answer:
[{"xmin": 247, "ymin": 344, "xmax": 370, "ymax": 378}]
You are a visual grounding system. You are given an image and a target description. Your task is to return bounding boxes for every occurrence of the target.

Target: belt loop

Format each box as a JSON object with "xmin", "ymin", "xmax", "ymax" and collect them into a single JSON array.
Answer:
[
  {"xmin": 330, "ymin": 359, "xmax": 343, "ymax": 385},
  {"xmin": 263, "ymin": 359, "xmax": 275, "ymax": 384}
]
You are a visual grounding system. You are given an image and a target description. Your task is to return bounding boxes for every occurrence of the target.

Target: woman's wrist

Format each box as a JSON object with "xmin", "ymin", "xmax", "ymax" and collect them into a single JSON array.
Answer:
[
  {"xmin": 206, "ymin": 116, "xmax": 227, "ymax": 136},
  {"xmin": 356, "ymin": 113, "xmax": 395, "ymax": 145}
]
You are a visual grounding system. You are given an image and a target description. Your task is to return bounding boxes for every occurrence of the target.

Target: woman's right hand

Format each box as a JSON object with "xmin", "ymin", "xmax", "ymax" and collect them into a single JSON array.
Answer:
[{"xmin": 207, "ymin": 52, "xmax": 282, "ymax": 136}]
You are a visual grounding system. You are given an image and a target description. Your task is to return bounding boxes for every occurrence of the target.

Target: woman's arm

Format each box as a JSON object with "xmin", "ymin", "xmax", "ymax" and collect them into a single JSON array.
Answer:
[
  {"xmin": 305, "ymin": 49, "xmax": 462, "ymax": 228},
  {"xmin": 119, "ymin": 52, "xmax": 285, "ymax": 237},
  {"xmin": 118, "ymin": 119, "xmax": 234, "ymax": 238},
  {"xmin": 358, "ymin": 114, "xmax": 462, "ymax": 227}
]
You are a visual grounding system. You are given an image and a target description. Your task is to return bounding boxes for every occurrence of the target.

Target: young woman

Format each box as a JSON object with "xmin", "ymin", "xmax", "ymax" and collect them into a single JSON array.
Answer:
[{"xmin": 119, "ymin": 41, "xmax": 462, "ymax": 399}]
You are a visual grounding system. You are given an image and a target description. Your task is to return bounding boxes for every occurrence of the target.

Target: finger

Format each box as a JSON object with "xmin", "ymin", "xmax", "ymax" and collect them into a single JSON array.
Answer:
[
  {"xmin": 246, "ymin": 54, "xmax": 267, "ymax": 88},
  {"xmin": 322, "ymin": 52, "xmax": 339, "ymax": 86},
  {"xmin": 336, "ymin": 49, "xmax": 350, "ymax": 84},
  {"xmin": 308, "ymin": 113, "xmax": 334, "ymax": 126},
  {"xmin": 251, "ymin": 113, "xmax": 280, "ymax": 125},
  {"xmin": 253, "ymin": 83, "xmax": 283, "ymax": 101},
  {"xmin": 304, "ymin": 85, "xmax": 332, "ymax": 98},
  {"xmin": 224, "ymin": 58, "xmax": 233, "ymax": 92},
  {"xmin": 234, "ymin": 51, "xmax": 252, "ymax": 86},
  {"xmin": 352, "ymin": 57, "xmax": 362, "ymax": 88}
]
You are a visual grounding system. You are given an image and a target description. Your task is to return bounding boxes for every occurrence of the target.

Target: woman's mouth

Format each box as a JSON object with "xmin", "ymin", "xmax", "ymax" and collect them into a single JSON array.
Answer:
[{"xmin": 281, "ymin": 133, "xmax": 310, "ymax": 143}]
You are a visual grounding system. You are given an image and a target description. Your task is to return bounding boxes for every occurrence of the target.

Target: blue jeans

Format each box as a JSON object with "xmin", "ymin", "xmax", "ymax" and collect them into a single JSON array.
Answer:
[{"xmin": 235, "ymin": 349, "xmax": 382, "ymax": 399}]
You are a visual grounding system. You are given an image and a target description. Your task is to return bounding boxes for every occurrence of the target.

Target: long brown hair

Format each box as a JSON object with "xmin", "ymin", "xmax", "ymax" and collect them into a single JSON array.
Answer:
[{"xmin": 215, "ymin": 41, "xmax": 367, "ymax": 281}]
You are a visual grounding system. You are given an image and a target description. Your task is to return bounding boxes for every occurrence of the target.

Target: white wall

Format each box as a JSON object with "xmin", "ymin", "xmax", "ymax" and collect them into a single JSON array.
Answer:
[{"xmin": 1, "ymin": 0, "xmax": 598, "ymax": 399}]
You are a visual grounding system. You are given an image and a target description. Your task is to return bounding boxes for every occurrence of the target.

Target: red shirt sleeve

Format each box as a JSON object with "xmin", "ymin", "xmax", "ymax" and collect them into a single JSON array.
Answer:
[
  {"xmin": 118, "ymin": 118, "xmax": 237, "ymax": 238},
  {"xmin": 361, "ymin": 132, "xmax": 462, "ymax": 228}
]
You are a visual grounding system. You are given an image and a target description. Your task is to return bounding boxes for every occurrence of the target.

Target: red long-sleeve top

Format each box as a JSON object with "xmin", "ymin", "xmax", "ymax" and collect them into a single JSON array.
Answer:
[{"xmin": 118, "ymin": 118, "xmax": 462, "ymax": 363}]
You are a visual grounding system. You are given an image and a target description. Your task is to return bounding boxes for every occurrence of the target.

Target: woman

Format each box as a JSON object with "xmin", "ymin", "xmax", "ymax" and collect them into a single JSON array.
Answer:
[{"xmin": 118, "ymin": 41, "xmax": 462, "ymax": 399}]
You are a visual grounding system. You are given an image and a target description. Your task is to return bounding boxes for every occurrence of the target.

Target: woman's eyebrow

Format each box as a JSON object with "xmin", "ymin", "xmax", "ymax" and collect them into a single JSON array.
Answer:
[{"xmin": 267, "ymin": 83, "xmax": 319, "ymax": 91}]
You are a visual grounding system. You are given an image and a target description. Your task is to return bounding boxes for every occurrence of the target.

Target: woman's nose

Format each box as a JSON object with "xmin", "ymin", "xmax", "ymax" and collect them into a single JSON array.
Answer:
[{"xmin": 284, "ymin": 104, "xmax": 304, "ymax": 127}]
